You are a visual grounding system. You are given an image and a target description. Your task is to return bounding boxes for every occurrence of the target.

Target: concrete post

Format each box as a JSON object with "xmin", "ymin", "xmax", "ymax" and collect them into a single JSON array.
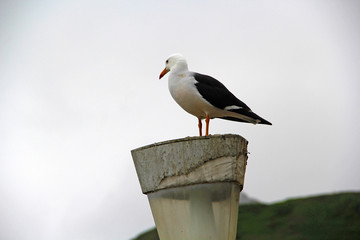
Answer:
[{"xmin": 131, "ymin": 134, "xmax": 248, "ymax": 240}]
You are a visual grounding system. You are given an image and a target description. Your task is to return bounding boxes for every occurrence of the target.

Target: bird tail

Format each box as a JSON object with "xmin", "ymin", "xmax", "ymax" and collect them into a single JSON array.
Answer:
[{"xmin": 220, "ymin": 109, "xmax": 272, "ymax": 125}]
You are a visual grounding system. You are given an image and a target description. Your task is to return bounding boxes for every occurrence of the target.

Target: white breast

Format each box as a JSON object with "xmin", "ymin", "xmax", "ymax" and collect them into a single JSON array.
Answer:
[{"xmin": 168, "ymin": 73, "xmax": 214, "ymax": 119}]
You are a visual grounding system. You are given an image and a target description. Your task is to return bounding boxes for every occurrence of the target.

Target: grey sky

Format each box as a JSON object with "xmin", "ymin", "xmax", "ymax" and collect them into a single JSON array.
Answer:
[{"xmin": 1, "ymin": 0, "xmax": 359, "ymax": 239}]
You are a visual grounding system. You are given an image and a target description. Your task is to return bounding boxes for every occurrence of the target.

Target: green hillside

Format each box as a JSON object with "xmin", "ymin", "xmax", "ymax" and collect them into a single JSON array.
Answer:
[{"xmin": 133, "ymin": 192, "xmax": 360, "ymax": 240}]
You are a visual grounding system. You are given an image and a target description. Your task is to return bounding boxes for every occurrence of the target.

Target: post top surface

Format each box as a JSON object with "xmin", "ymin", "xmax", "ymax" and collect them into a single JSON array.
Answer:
[{"xmin": 131, "ymin": 134, "xmax": 246, "ymax": 153}]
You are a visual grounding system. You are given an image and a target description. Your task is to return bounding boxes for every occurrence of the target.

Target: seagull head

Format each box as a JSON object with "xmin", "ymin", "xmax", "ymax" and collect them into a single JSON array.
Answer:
[{"xmin": 159, "ymin": 53, "xmax": 188, "ymax": 79}]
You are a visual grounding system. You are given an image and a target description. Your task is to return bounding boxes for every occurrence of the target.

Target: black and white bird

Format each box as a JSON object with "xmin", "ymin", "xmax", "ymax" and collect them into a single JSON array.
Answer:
[{"xmin": 159, "ymin": 53, "xmax": 271, "ymax": 136}]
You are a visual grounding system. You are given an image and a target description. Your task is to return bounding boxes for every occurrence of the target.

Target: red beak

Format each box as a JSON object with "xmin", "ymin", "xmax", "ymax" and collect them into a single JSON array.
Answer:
[{"xmin": 159, "ymin": 68, "xmax": 169, "ymax": 79}]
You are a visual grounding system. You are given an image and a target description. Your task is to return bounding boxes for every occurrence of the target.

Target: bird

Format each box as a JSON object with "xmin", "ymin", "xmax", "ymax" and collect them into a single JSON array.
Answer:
[{"xmin": 159, "ymin": 53, "xmax": 271, "ymax": 136}]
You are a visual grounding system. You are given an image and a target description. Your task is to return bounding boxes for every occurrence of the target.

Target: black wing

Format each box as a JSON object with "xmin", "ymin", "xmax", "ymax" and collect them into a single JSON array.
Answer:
[
  {"xmin": 193, "ymin": 72, "xmax": 272, "ymax": 125},
  {"xmin": 193, "ymin": 72, "xmax": 250, "ymax": 110}
]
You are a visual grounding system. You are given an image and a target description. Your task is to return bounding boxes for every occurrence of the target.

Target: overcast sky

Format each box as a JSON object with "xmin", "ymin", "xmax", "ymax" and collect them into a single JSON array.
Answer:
[{"xmin": 1, "ymin": 0, "xmax": 359, "ymax": 239}]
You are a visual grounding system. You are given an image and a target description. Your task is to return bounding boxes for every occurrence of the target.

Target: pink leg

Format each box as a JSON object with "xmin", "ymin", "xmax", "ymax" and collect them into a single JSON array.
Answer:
[
  {"xmin": 198, "ymin": 118, "xmax": 202, "ymax": 136},
  {"xmin": 205, "ymin": 114, "xmax": 210, "ymax": 136}
]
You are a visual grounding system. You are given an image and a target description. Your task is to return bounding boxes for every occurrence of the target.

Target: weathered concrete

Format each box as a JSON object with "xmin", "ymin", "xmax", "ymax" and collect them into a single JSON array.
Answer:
[{"xmin": 131, "ymin": 134, "xmax": 248, "ymax": 194}]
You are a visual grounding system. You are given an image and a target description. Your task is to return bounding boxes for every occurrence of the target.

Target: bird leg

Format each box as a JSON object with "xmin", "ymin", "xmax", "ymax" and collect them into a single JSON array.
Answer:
[
  {"xmin": 205, "ymin": 114, "xmax": 210, "ymax": 136},
  {"xmin": 198, "ymin": 118, "xmax": 202, "ymax": 136}
]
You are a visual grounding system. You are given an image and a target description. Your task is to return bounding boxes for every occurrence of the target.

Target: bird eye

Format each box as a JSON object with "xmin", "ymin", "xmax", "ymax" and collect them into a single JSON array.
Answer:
[{"xmin": 166, "ymin": 60, "xmax": 169, "ymax": 64}]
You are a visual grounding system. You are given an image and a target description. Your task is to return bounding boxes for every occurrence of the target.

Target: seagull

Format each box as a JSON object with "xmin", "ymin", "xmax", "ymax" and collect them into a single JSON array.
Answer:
[{"xmin": 159, "ymin": 53, "xmax": 271, "ymax": 136}]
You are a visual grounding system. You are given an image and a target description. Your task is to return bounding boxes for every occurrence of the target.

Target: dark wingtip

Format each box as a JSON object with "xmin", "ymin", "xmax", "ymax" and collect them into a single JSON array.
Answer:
[{"xmin": 260, "ymin": 120, "xmax": 272, "ymax": 125}]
